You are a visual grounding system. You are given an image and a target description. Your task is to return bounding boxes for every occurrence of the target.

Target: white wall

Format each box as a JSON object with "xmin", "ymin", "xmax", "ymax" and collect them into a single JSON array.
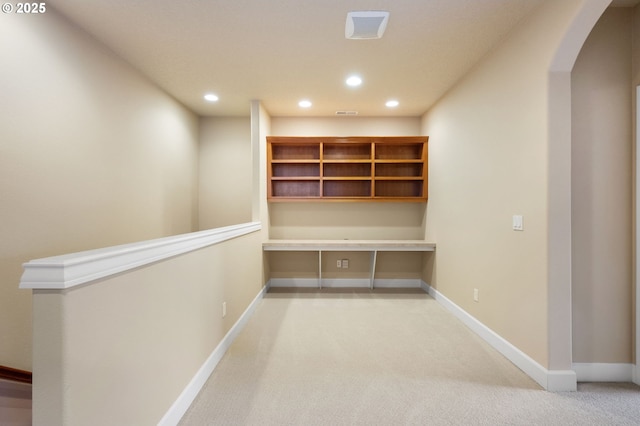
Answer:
[
  {"xmin": 271, "ymin": 116, "xmax": 421, "ymax": 137},
  {"xmin": 571, "ymin": 7, "xmax": 633, "ymax": 364},
  {"xmin": 0, "ymin": 8, "xmax": 199, "ymax": 369},
  {"xmin": 421, "ymin": 0, "xmax": 602, "ymax": 368},
  {"xmin": 199, "ymin": 117, "xmax": 252, "ymax": 229}
]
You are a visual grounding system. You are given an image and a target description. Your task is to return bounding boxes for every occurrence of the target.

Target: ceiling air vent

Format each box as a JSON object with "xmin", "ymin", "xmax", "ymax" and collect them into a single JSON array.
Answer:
[
  {"xmin": 345, "ymin": 11, "xmax": 389, "ymax": 39},
  {"xmin": 335, "ymin": 111, "xmax": 359, "ymax": 116}
]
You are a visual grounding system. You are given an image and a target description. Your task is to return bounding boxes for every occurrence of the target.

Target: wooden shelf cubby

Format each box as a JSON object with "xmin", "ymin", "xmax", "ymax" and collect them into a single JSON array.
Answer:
[{"xmin": 267, "ymin": 136, "xmax": 428, "ymax": 202}]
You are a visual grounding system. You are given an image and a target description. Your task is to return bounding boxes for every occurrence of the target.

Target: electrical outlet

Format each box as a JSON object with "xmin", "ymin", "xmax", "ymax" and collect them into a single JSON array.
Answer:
[
  {"xmin": 222, "ymin": 302, "xmax": 227, "ymax": 318},
  {"xmin": 473, "ymin": 288, "xmax": 479, "ymax": 302},
  {"xmin": 342, "ymin": 259, "xmax": 349, "ymax": 269},
  {"xmin": 336, "ymin": 259, "xmax": 342, "ymax": 268}
]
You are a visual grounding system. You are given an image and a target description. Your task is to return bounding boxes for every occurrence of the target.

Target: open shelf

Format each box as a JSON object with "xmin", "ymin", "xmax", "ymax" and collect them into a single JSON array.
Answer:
[
  {"xmin": 374, "ymin": 180, "xmax": 424, "ymax": 198},
  {"xmin": 375, "ymin": 143, "xmax": 423, "ymax": 160},
  {"xmin": 375, "ymin": 163, "xmax": 423, "ymax": 177},
  {"xmin": 271, "ymin": 144, "xmax": 320, "ymax": 160},
  {"xmin": 271, "ymin": 180, "xmax": 320, "ymax": 197},
  {"xmin": 324, "ymin": 163, "xmax": 372, "ymax": 177},
  {"xmin": 267, "ymin": 136, "xmax": 428, "ymax": 202},
  {"xmin": 272, "ymin": 163, "xmax": 320, "ymax": 177},
  {"xmin": 323, "ymin": 180, "xmax": 372, "ymax": 198},
  {"xmin": 324, "ymin": 143, "xmax": 371, "ymax": 160}
]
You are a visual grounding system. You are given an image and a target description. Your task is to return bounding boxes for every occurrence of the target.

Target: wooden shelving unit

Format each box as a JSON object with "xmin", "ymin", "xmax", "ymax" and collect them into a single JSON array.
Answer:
[{"xmin": 267, "ymin": 136, "xmax": 428, "ymax": 202}]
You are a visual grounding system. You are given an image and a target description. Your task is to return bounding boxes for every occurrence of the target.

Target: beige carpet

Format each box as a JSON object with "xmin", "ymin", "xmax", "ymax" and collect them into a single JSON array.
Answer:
[{"xmin": 179, "ymin": 288, "xmax": 640, "ymax": 425}]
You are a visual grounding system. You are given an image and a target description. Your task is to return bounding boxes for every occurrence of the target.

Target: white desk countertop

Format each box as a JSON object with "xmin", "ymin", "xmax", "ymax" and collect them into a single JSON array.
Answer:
[{"xmin": 262, "ymin": 240, "xmax": 436, "ymax": 251}]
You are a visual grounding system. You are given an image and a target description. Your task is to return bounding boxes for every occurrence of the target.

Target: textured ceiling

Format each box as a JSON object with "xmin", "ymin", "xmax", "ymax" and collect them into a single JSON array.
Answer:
[{"xmin": 48, "ymin": 0, "xmax": 630, "ymax": 117}]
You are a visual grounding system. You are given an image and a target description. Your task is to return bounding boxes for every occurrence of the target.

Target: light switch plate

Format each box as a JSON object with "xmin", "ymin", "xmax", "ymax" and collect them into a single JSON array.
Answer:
[{"xmin": 513, "ymin": 215, "xmax": 524, "ymax": 231}]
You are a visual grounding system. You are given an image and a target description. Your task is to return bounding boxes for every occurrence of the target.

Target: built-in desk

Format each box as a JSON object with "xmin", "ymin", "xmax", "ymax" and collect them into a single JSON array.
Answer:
[{"xmin": 263, "ymin": 240, "xmax": 436, "ymax": 289}]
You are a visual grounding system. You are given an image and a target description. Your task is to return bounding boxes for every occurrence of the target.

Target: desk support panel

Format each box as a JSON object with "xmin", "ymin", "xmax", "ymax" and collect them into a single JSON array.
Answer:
[{"xmin": 264, "ymin": 240, "xmax": 435, "ymax": 289}]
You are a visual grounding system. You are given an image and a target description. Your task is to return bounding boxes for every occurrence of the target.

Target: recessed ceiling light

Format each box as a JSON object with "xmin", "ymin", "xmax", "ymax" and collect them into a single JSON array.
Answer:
[
  {"xmin": 346, "ymin": 75, "xmax": 362, "ymax": 87},
  {"xmin": 298, "ymin": 100, "xmax": 312, "ymax": 108},
  {"xmin": 386, "ymin": 100, "xmax": 399, "ymax": 108},
  {"xmin": 204, "ymin": 93, "xmax": 219, "ymax": 102}
]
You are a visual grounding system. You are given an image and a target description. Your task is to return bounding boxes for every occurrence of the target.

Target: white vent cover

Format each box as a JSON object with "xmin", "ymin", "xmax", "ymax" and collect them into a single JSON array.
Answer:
[
  {"xmin": 335, "ymin": 111, "xmax": 359, "ymax": 116},
  {"xmin": 345, "ymin": 11, "xmax": 389, "ymax": 39}
]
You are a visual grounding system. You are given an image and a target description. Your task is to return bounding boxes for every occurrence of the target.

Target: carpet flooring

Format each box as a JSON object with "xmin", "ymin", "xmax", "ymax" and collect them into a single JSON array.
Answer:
[{"xmin": 179, "ymin": 288, "xmax": 640, "ymax": 425}]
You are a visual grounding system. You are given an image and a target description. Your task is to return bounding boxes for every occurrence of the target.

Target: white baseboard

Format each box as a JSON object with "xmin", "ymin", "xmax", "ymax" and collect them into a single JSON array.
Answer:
[
  {"xmin": 267, "ymin": 278, "xmax": 422, "ymax": 289},
  {"xmin": 268, "ymin": 278, "xmax": 319, "ymax": 288},
  {"xmin": 634, "ymin": 364, "xmax": 640, "ymax": 386},
  {"xmin": 573, "ymin": 363, "xmax": 634, "ymax": 382},
  {"xmin": 422, "ymin": 281, "xmax": 577, "ymax": 392},
  {"xmin": 158, "ymin": 285, "xmax": 268, "ymax": 425},
  {"xmin": 373, "ymin": 278, "xmax": 422, "ymax": 288},
  {"xmin": 322, "ymin": 278, "xmax": 371, "ymax": 288},
  {"xmin": 547, "ymin": 370, "xmax": 578, "ymax": 392}
]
